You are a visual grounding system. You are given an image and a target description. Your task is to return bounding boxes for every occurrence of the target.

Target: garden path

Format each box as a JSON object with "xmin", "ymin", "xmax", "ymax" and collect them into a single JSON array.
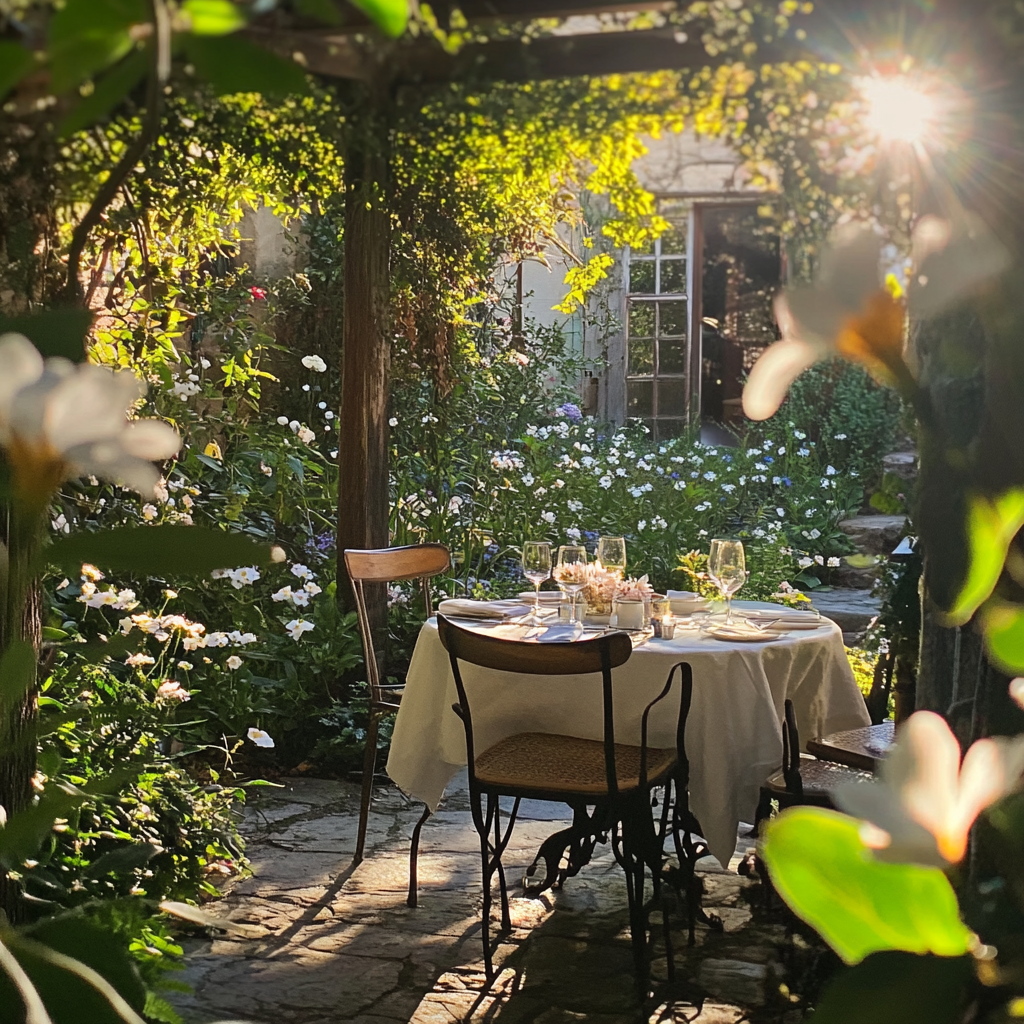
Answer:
[{"xmin": 170, "ymin": 776, "xmax": 813, "ymax": 1024}]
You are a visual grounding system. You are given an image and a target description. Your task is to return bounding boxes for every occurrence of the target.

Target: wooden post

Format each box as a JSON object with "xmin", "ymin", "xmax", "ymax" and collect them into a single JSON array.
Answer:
[{"xmin": 336, "ymin": 85, "xmax": 392, "ymax": 659}]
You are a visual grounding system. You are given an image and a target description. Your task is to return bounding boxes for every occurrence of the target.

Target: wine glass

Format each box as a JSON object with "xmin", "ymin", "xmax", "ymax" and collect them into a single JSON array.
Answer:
[
  {"xmin": 596, "ymin": 536, "xmax": 626, "ymax": 577},
  {"xmin": 554, "ymin": 544, "xmax": 587, "ymax": 625},
  {"xmin": 521, "ymin": 541, "xmax": 552, "ymax": 626},
  {"xmin": 708, "ymin": 538, "xmax": 746, "ymax": 625}
]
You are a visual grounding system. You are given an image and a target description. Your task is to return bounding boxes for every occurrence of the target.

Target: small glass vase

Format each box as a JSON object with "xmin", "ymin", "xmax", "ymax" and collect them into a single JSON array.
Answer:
[{"xmin": 613, "ymin": 598, "xmax": 646, "ymax": 630}]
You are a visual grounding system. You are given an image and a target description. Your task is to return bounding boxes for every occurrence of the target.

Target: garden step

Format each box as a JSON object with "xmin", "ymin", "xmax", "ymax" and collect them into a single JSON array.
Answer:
[
  {"xmin": 810, "ymin": 588, "xmax": 881, "ymax": 635},
  {"xmin": 882, "ymin": 451, "xmax": 918, "ymax": 482},
  {"xmin": 838, "ymin": 514, "xmax": 907, "ymax": 555}
]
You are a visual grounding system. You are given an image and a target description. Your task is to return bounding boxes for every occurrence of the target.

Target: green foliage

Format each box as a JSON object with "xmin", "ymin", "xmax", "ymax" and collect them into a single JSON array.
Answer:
[{"xmin": 761, "ymin": 808, "xmax": 973, "ymax": 965}]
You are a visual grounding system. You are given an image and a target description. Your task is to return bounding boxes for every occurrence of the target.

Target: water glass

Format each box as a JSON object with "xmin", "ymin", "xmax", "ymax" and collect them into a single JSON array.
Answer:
[
  {"xmin": 708, "ymin": 538, "xmax": 746, "ymax": 625},
  {"xmin": 596, "ymin": 535, "xmax": 626, "ymax": 576},
  {"xmin": 521, "ymin": 541, "xmax": 552, "ymax": 626},
  {"xmin": 554, "ymin": 544, "xmax": 587, "ymax": 625}
]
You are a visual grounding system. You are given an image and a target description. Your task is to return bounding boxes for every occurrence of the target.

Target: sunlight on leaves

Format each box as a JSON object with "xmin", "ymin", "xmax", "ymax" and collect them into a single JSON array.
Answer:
[
  {"xmin": 947, "ymin": 489, "xmax": 1024, "ymax": 625},
  {"xmin": 180, "ymin": 0, "xmax": 247, "ymax": 35},
  {"xmin": 349, "ymin": 0, "xmax": 410, "ymax": 37},
  {"xmin": 761, "ymin": 808, "xmax": 972, "ymax": 964},
  {"xmin": 979, "ymin": 599, "xmax": 1024, "ymax": 674}
]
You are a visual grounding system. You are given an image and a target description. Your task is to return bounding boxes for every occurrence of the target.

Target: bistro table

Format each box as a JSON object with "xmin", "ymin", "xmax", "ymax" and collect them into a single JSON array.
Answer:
[{"xmin": 386, "ymin": 600, "xmax": 870, "ymax": 869}]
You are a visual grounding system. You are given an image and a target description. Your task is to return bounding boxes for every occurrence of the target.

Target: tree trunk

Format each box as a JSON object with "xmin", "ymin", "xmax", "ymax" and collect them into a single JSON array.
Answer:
[{"xmin": 336, "ymin": 84, "xmax": 392, "ymax": 663}]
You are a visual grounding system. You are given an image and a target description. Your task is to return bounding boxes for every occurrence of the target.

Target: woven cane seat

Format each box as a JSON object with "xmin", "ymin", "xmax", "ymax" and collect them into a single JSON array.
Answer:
[
  {"xmin": 474, "ymin": 732, "xmax": 677, "ymax": 795},
  {"xmin": 764, "ymin": 756, "xmax": 872, "ymax": 796}
]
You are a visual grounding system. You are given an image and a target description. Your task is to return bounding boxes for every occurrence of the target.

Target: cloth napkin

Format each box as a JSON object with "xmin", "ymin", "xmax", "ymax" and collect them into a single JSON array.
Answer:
[
  {"xmin": 704, "ymin": 623, "xmax": 780, "ymax": 642},
  {"xmin": 437, "ymin": 599, "xmax": 531, "ymax": 621},
  {"xmin": 744, "ymin": 608, "xmax": 821, "ymax": 626}
]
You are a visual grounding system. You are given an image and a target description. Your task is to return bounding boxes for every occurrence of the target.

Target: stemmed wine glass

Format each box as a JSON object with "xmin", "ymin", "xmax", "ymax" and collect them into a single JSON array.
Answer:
[
  {"xmin": 596, "ymin": 536, "xmax": 626, "ymax": 577},
  {"xmin": 554, "ymin": 544, "xmax": 587, "ymax": 626},
  {"xmin": 708, "ymin": 538, "xmax": 746, "ymax": 625},
  {"xmin": 521, "ymin": 541, "xmax": 552, "ymax": 626}
]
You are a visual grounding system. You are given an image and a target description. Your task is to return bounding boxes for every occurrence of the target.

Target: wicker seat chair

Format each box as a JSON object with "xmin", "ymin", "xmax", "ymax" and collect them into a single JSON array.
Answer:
[
  {"xmin": 436, "ymin": 614, "xmax": 697, "ymax": 985},
  {"xmin": 344, "ymin": 543, "xmax": 450, "ymax": 906}
]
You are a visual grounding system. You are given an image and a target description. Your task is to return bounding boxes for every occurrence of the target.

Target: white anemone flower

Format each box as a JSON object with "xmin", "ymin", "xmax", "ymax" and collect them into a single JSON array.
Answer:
[
  {"xmin": 247, "ymin": 727, "xmax": 275, "ymax": 748},
  {"xmin": 0, "ymin": 333, "xmax": 180, "ymax": 504},
  {"xmin": 834, "ymin": 709, "xmax": 1024, "ymax": 867},
  {"xmin": 742, "ymin": 216, "xmax": 1011, "ymax": 421}
]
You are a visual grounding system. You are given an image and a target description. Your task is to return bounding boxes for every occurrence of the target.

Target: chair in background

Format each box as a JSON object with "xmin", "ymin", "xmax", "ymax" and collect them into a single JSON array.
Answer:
[
  {"xmin": 344, "ymin": 543, "xmax": 450, "ymax": 906},
  {"xmin": 436, "ymin": 614, "xmax": 694, "ymax": 986}
]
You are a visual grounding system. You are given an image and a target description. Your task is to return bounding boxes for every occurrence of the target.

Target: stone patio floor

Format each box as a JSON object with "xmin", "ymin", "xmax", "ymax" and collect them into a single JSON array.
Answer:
[{"xmin": 170, "ymin": 774, "xmax": 823, "ymax": 1024}]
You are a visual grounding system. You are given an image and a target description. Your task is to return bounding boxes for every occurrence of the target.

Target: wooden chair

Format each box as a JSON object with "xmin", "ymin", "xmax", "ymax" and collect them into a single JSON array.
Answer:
[
  {"xmin": 436, "ymin": 614, "xmax": 696, "ymax": 986},
  {"xmin": 754, "ymin": 699, "xmax": 873, "ymax": 831},
  {"xmin": 344, "ymin": 543, "xmax": 450, "ymax": 906}
]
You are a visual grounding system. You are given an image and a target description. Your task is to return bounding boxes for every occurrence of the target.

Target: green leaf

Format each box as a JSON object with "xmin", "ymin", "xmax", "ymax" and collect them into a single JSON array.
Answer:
[
  {"xmin": 761, "ymin": 808, "xmax": 972, "ymax": 964},
  {"xmin": 159, "ymin": 901, "xmax": 268, "ymax": 937},
  {"xmin": 294, "ymin": 0, "xmax": 342, "ymax": 24},
  {"xmin": 180, "ymin": 0, "xmax": 247, "ymax": 35},
  {"xmin": 979, "ymin": 599, "xmax": 1024, "ymax": 674},
  {"xmin": 0, "ymin": 41, "xmax": 36, "ymax": 101},
  {"xmin": 183, "ymin": 34, "xmax": 308, "ymax": 97},
  {"xmin": 0, "ymin": 784, "xmax": 87, "ymax": 870},
  {"xmin": 0, "ymin": 309, "xmax": 93, "ymax": 362},
  {"xmin": 57, "ymin": 49, "xmax": 148, "ymax": 139},
  {"xmin": 1, "ymin": 917, "xmax": 147, "ymax": 1024},
  {"xmin": 0, "ymin": 640, "xmax": 36, "ymax": 712},
  {"xmin": 48, "ymin": 0, "xmax": 147, "ymax": 94},
  {"xmin": 45, "ymin": 525, "xmax": 274, "ymax": 577},
  {"xmin": 85, "ymin": 841, "xmax": 161, "ymax": 877},
  {"xmin": 349, "ymin": 0, "xmax": 409, "ymax": 37},
  {"xmin": 811, "ymin": 951, "xmax": 973, "ymax": 1024},
  {"xmin": 948, "ymin": 488, "xmax": 1024, "ymax": 625}
]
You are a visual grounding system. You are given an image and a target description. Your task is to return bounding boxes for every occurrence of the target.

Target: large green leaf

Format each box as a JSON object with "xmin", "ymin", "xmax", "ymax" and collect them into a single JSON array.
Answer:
[
  {"xmin": 0, "ymin": 640, "xmax": 36, "ymax": 712},
  {"xmin": 0, "ymin": 41, "xmax": 36, "ymax": 101},
  {"xmin": 48, "ymin": 0, "xmax": 148, "ymax": 94},
  {"xmin": 947, "ymin": 489, "xmax": 1024, "ymax": 625},
  {"xmin": 979, "ymin": 599, "xmax": 1024, "ymax": 674},
  {"xmin": 0, "ymin": 917, "xmax": 147, "ymax": 1024},
  {"xmin": 761, "ymin": 808, "xmax": 973, "ymax": 964},
  {"xmin": 0, "ymin": 309, "xmax": 93, "ymax": 362},
  {"xmin": 56, "ymin": 49, "xmax": 148, "ymax": 139},
  {"xmin": 183, "ymin": 34, "xmax": 308, "ymax": 97},
  {"xmin": 180, "ymin": 0, "xmax": 247, "ymax": 35},
  {"xmin": 0, "ymin": 784, "xmax": 87, "ymax": 870},
  {"xmin": 811, "ymin": 951, "xmax": 974, "ymax": 1024},
  {"xmin": 294, "ymin": 0, "xmax": 342, "ymax": 24},
  {"xmin": 46, "ymin": 525, "xmax": 274, "ymax": 577},
  {"xmin": 349, "ymin": 0, "xmax": 409, "ymax": 36}
]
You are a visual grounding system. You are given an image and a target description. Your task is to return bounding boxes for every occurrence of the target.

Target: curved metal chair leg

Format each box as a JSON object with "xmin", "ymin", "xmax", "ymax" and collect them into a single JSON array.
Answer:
[
  {"xmin": 354, "ymin": 712, "xmax": 380, "ymax": 865},
  {"xmin": 407, "ymin": 804, "xmax": 432, "ymax": 908}
]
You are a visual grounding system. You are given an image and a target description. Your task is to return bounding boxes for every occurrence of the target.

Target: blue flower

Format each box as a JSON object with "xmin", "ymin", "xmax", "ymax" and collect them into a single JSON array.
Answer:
[
  {"xmin": 670, "ymin": 472, "xmax": 680, "ymax": 480},
  {"xmin": 781, "ymin": 476, "xmax": 792, "ymax": 487},
  {"xmin": 556, "ymin": 402, "xmax": 583, "ymax": 422},
  {"xmin": 722, "ymin": 455, "xmax": 733, "ymax": 463},
  {"xmin": 763, "ymin": 456, "xmax": 774, "ymax": 464},
  {"xmin": 596, "ymin": 434, "xmax": 606, "ymax": 442},
  {"xmin": 583, "ymin": 530, "xmax": 600, "ymax": 541}
]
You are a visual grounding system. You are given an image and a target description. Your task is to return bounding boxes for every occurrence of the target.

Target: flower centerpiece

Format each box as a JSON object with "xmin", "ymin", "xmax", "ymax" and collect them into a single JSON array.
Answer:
[{"xmin": 580, "ymin": 560, "xmax": 618, "ymax": 615}]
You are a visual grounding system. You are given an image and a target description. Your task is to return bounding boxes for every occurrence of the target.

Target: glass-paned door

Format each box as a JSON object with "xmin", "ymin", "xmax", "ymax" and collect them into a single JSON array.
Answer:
[{"xmin": 625, "ymin": 220, "xmax": 688, "ymax": 438}]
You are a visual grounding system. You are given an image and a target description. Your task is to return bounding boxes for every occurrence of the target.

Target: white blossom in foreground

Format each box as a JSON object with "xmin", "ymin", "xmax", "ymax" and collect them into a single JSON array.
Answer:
[
  {"xmin": 0, "ymin": 332, "xmax": 180, "ymax": 504},
  {"xmin": 286, "ymin": 618, "xmax": 314, "ymax": 640},
  {"xmin": 226, "ymin": 655, "xmax": 242, "ymax": 670},
  {"xmin": 301, "ymin": 354, "xmax": 327, "ymax": 372},
  {"xmin": 247, "ymin": 727, "xmax": 275, "ymax": 748},
  {"xmin": 834, "ymin": 707, "xmax": 1024, "ymax": 867}
]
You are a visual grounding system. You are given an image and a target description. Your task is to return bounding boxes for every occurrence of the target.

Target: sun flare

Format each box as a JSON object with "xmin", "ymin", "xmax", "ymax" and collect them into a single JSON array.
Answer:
[{"xmin": 859, "ymin": 74, "xmax": 941, "ymax": 146}]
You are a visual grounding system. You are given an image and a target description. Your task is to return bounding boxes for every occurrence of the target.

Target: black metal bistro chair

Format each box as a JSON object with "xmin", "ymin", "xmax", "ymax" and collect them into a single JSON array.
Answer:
[
  {"xmin": 344, "ymin": 543, "xmax": 450, "ymax": 907},
  {"xmin": 436, "ymin": 614, "xmax": 704, "ymax": 985}
]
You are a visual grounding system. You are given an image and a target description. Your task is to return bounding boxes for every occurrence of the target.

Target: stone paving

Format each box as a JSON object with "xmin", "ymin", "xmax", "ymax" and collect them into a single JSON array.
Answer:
[{"xmin": 171, "ymin": 775, "xmax": 824, "ymax": 1024}]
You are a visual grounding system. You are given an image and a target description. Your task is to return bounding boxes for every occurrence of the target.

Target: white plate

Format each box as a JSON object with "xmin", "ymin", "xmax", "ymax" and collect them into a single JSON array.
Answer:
[{"xmin": 704, "ymin": 625, "xmax": 786, "ymax": 643}]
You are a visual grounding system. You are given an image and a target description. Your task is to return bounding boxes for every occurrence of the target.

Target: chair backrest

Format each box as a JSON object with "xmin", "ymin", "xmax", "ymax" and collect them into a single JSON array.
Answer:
[
  {"xmin": 344, "ymin": 543, "xmax": 451, "ymax": 704},
  {"xmin": 781, "ymin": 698, "xmax": 804, "ymax": 798},
  {"xmin": 438, "ymin": 614, "xmax": 643, "ymax": 797}
]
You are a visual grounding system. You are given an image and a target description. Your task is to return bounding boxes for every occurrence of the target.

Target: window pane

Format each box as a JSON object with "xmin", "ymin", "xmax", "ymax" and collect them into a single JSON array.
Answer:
[
  {"xmin": 630, "ymin": 237, "xmax": 655, "ymax": 257},
  {"xmin": 628, "ymin": 338, "xmax": 654, "ymax": 375},
  {"xmin": 629, "ymin": 260, "xmax": 655, "ymax": 294},
  {"xmin": 658, "ymin": 300, "xmax": 687, "ymax": 337},
  {"xmin": 658, "ymin": 379, "xmax": 688, "ymax": 416},
  {"xmin": 627, "ymin": 380, "xmax": 654, "ymax": 417},
  {"xmin": 658, "ymin": 336, "xmax": 687, "ymax": 375},
  {"xmin": 659, "ymin": 259, "xmax": 686, "ymax": 294},
  {"xmin": 659, "ymin": 221, "xmax": 688, "ymax": 255},
  {"xmin": 628, "ymin": 301, "xmax": 655, "ymax": 337},
  {"xmin": 657, "ymin": 418, "xmax": 688, "ymax": 440}
]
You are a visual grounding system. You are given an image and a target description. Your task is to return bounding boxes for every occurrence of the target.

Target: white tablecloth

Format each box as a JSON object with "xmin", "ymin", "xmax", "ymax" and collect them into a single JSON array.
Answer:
[{"xmin": 386, "ymin": 601, "xmax": 869, "ymax": 867}]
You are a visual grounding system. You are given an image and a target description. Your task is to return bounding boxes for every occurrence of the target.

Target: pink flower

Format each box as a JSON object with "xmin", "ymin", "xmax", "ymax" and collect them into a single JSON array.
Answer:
[{"xmin": 250, "ymin": 286, "xmax": 267, "ymax": 301}]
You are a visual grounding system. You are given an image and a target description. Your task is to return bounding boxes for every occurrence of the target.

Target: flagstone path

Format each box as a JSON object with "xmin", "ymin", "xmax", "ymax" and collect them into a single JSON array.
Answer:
[{"xmin": 170, "ymin": 775, "xmax": 823, "ymax": 1024}]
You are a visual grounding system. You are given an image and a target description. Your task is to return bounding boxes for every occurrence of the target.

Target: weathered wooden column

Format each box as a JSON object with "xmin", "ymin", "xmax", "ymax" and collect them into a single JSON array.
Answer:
[{"xmin": 336, "ymin": 82, "xmax": 392, "ymax": 652}]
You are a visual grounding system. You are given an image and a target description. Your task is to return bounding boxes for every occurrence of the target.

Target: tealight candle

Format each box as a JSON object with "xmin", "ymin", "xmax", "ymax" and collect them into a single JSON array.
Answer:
[{"xmin": 653, "ymin": 612, "xmax": 676, "ymax": 639}]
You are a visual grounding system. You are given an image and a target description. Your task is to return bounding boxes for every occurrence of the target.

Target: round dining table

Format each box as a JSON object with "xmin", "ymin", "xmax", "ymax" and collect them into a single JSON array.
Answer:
[{"xmin": 386, "ymin": 600, "xmax": 870, "ymax": 868}]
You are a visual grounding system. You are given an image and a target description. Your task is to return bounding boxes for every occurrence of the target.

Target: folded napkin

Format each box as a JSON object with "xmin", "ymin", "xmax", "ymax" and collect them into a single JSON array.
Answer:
[
  {"xmin": 743, "ymin": 608, "xmax": 821, "ymax": 628},
  {"xmin": 667, "ymin": 590, "xmax": 700, "ymax": 600},
  {"xmin": 438, "ymin": 599, "xmax": 531, "ymax": 621},
  {"xmin": 704, "ymin": 624, "xmax": 781, "ymax": 643},
  {"xmin": 667, "ymin": 590, "xmax": 711, "ymax": 612}
]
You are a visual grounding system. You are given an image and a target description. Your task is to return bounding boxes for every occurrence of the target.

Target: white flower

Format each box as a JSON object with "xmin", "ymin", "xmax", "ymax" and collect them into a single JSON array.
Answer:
[
  {"xmin": 230, "ymin": 567, "xmax": 261, "ymax": 589},
  {"xmin": 568, "ymin": 499, "xmax": 583, "ymax": 512},
  {"xmin": 797, "ymin": 448, "xmax": 810, "ymax": 457},
  {"xmin": 721, "ymin": 483, "xmax": 736, "ymax": 493},
  {"xmin": 834, "ymin": 433, "xmax": 847, "ymax": 440},
  {"xmin": 565, "ymin": 527, "xmax": 581, "ymax": 541},
  {"xmin": 777, "ymin": 446, "xmax": 786, "ymax": 454},
  {"xmin": 260, "ymin": 461, "xmax": 273, "ymax": 476},
  {"xmin": 177, "ymin": 660, "xmax": 193, "ymax": 670},
  {"xmin": 0, "ymin": 334, "xmax": 180, "ymax": 505},
  {"xmin": 156, "ymin": 680, "xmax": 190, "ymax": 703},
  {"xmin": 834, "ymin": 710, "xmax": 1024, "ymax": 866},
  {"xmin": 637, "ymin": 519, "xmax": 647, "ymax": 531},
  {"xmin": 776, "ymin": 507, "xmax": 785, "ymax": 517},
  {"xmin": 798, "ymin": 556, "xmax": 814, "ymax": 568},
  {"xmin": 827, "ymin": 556, "xmax": 841, "ymax": 567},
  {"xmin": 291, "ymin": 590, "xmax": 310, "ymax": 607},
  {"xmin": 290, "ymin": 563, "xmax": 315, "ymax": 581},
  {"xmin": 126, "ymin": 652, "xmax": 155, "ymax": 667},
  {"xmin": 276, "ymin": 416, "xmax": 289, "ymax": 426},
  {"xmin": 388, "ymin": 417, "xmax": 398, "ymax": 427},
  {"xmin": 142, "ymin": 503, "xmax": 158, "ymax": 520},
  {"xmin": 521, "ymin": 473, "xmax": 535, "ymax": 487},
  {"xmin": 703, "ymin": 471, "xmax": 717, "ymax": 481},
  {"xmin": 814, "ymin": 555, "xmax": 824, "ymax": 565},
  {"xmin": 226, "ymin": 655, "xmax": 243, "ymax": 670},
  {"xmin": 301, "ymin": 354, "xmax": 327, "ymax": 372},
  {"xmin": 51, "ymin": 513, "xmax": 70, "ymax": 533},
  {"xmin": 228, "ymin": 630, "xmax": 257, "ymax": 645},
  {"xmin": 272, "ymin": 586, "xmax": 293, "ymax": 603},
  {"xmin": 304, "ymin": 581, "xmax": 322, "ymax": 597},
  {"xmin": 826, "ymin": 465, "xmax": 837, "ymax": 476},
  {"xmin": 247, "ymin": 727, "xmax": 276, "ymax": 748},
  {"xmin": 540, "ymin": 511, "xmax": 556, "ymax": 524},
  {"xmin": 286, "ymin": 618, "xmax": 315, "ymax": 640},
  {"xmin": 599, "ymin": 475, "xmax": 613, "ymax": 489}
]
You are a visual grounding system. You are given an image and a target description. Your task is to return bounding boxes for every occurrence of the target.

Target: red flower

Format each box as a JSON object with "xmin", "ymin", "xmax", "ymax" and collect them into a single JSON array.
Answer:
[{"xmin": 250, "ymin": 286, "xmax": 267, "ymax": 301}]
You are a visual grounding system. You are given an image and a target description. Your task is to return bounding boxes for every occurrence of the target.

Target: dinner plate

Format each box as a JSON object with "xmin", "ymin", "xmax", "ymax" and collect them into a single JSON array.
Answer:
[{"xmin": 704, "ymin": 625, "xmax": 788, "ymax": 643}]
